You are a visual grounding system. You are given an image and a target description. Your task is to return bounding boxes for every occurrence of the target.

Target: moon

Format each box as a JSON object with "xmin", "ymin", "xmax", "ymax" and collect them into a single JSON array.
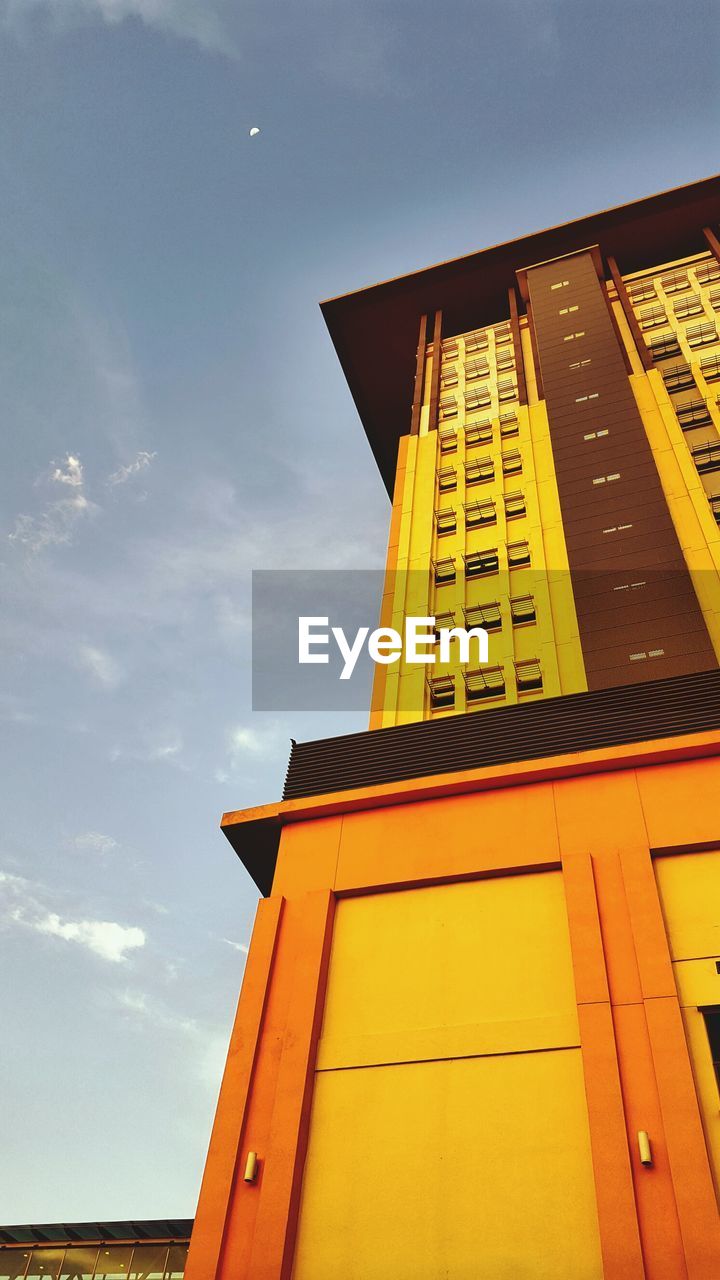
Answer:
[{"xmin": 249, "ymin": 127, "xmax": 261, "ymax": 137}]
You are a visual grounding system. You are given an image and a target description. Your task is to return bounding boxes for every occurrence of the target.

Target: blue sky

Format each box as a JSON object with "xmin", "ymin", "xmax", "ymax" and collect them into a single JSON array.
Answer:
[{"xmin": 0, "ymin": 0, "xmax": 718, "ymax": 1225}]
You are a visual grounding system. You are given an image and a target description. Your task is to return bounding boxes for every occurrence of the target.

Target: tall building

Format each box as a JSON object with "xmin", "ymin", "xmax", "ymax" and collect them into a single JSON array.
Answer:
[{"xmin": 186, "ymin": 177, "xmax": 720, "ymax": 1279}]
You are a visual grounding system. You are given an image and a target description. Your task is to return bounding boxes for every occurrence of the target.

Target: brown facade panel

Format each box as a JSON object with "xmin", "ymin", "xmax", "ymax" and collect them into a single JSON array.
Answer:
[{"xmin": 526, "ymin": 250, "xmax": 716, "ymax": 691}]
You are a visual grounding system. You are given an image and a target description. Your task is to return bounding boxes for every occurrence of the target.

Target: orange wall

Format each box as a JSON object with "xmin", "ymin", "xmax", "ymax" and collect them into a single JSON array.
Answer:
[{"xmin": 186, "ymin": 738, "xmax": 720, "ymax": 1280}]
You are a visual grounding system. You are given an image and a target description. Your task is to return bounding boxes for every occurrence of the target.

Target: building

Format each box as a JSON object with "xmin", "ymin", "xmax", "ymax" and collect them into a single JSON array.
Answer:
[
  {"xmin": 0, "ymin": 1221, "xmax": 191, "ymax": 1280},
  {"xmin": 186, "ymin": 177, "xmax": 720, "ymax": 1279}
]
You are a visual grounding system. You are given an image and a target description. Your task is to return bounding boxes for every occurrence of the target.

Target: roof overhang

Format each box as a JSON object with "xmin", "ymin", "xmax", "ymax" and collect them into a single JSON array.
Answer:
[{"xmin": 320, "ymin": 174, "xmax": 720, "ymax": 495}]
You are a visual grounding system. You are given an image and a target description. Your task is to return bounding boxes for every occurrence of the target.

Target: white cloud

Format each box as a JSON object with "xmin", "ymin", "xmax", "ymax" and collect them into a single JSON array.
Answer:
[
  {"xmin": 1, "ymin": 871, "xmax": 146, "ymax": 963},
  {"xmin": 32, "ymin": 912, "xmax": 146, "ymax": 963},
  {"xmin": 9, "ymin": 452, "xmax": 96, "ymax": 556},
  {"xmin": 70, "ymin": 831, "xmax": 119, "ymax": 855},
  {"xmin": 51, "ymin": 454, "xmax": 84, "ymax": 488},
  {"xmin": 0, "ymin": 0, "xmax": 235, "ymax": 56},
  {"xmin": 222, "ymin": 937, "xmax": 249, "ymax": 954},
  {"xmin": 78, "ymin": 643, "xmax": 123, "ymax": 689},
  {"xmin": 107, "ymin": 450, "xmax": 157, "ymax": 487},
  {"xmin": 215, "ymin": 722, "xmax": 287, "ymax": 782}
]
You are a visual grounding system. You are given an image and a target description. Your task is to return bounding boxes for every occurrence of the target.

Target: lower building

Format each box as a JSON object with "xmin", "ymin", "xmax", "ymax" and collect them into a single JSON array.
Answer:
[{"xmin": 0, "ymin": 1222, "xmax": 191, "ymax": 1280}]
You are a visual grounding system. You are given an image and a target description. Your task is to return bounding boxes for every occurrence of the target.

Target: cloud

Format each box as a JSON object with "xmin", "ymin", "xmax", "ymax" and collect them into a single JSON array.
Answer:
[
  {"xmin": 1, "ymin": 871, "xmax": 146, "ymax": 964},
  {"xmin": 78, "ymin": 643, "xmax": 123, "ymax": 689},
  {"xmin": 70, "ymin": 831, "xmax": 119, "ymax": 855},
  {"xmin": 32, "ymin": 912, "xmax": 146, "ymax": 962},
  {"xmin": 51, "ymin": 454, "xmax": 84, "ymax": 488},
  {"xmin": 107, "ymin": 450, "xmax": 157, "ymax": 487},
  {"xmin": 9, "ymin": 452, "xmax": 96, "ymax": 556},
  {"xmin": 0, "ymin": 0, "xmax": 235, "ymax": 56},
  {"xmin": 222, "ymin": 937, "xmax": 249, "ymax": 954},
  {"xmin": 215, "ymin": 722, "xmax": 287, "ymax": 782}
]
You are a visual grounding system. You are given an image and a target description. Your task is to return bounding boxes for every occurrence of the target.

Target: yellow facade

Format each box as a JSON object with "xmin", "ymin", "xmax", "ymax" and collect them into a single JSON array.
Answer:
[{"xmin": 292, "ymin": 873, "xmax": 603, "ymax": 1280}]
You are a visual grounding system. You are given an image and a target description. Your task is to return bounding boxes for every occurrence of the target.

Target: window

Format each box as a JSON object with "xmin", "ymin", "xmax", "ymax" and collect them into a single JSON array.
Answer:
[
  {"xmin": 464, "ymin": 421, "xmax": 493, "ymax": 447},
  {"xmin": 550, "ymin": 279, "xmax": 570, "ymax": 290},
  {"xmin": 464, "ymin": 602, "xmax": 501, "ymax": 632},
  {"xmin": 504, "ymin": 491, "xmax": 526, "ymax": 519},
  {"xmin": 699, "ymin": 1008, "xmax": 720, "ymax": 1093},
  {"xmin": 439, "ymin": 394, "xmax": 458, "ymax": 419},
  {"xmin": 441, "ymin": 339, "xmax": 459, "ymax": 360},
  {"xmin": 695, "ymin": 261, "xmax": 720, "ymax": 286},
  {"xmin": 676, "ymin": 399, "xmax": 712, "ymax": 430},
  {"xmin": 711, "ymin": 494, "xmax": 720, "ymax": 526},
  {"xmin": 497, "ymin": 378, "xmax": 517, "ymax": 403},
  {"xmin": 465, "ymin": 457, "xmax": 495, "ymax": 485},
  {"xmin": 515, "ymin": 658, "xmax": 543, "ymax": 692},
  {"xmin": 700, "ymin": 353, "xmax": 720, "ymax": 383},
  {"xmin": 559, "ymin": 305, "xmax": 579, "ymax": 315},
  {"xmin": 428, "ymin": 674, "xmax": 455, "ymax": 709},
  {"xmin": 496, "ymin": 351, "xmax": 515, "ymax": 371},
  {"xmin": 500, "ymin": 413, "xmax": 519, "ymax": 438},
  {"xmin": 592, "ymin": 472, "xmax": 621, "ymax": 485},
  {"xmin": 583, "ymin": 429, "xmax": 609, "ymax": 440},
  {"xmin": 441, "ymin": 365, "xmax": 459, "ymax": 388},
  {"xmin": 507, "ymin": 540, "xmax": 531, "ymax": 568},
  {"xmin": 563, "ymin": 331, "xmax": 586, "ymax": 341},
  {"xmin": 648, "ymin": 331, "xmax": 681, "ymax": 360},
  {"xmin": 569, "ymin": 358, "xmax": 592, "ymax": 370},
  {"xmin": 494, "ymin": 326, "xmax": 512, "ymax": 345},
  {"xmin": 465, "ymin": 387, "xmax": 492, "ymax": 412},
  {"xmin": 464, "ymin": 665, "xmax": 505, "ymax": 702},
  {"xmin": 708, "ymin": 288, "xmax": 720, "ymax": 312},
  {"xmin": 465, "ymin": 357, "xmax": 490, "ymax": 381},
  {"xmin": 662, "ymin": 363, "xmax": 694, "ymax": 393},
  {"xmin": 692, "ymin": 441, "xmax": 720, "ymax": 473},
  {"xmin": 465, "ymin": 331, "xmax": 489, "ymax": 354},
  {"xmin": 439, "ymin": 428, "xmax": 458, "ymax": 453},
  {"xmin": 673, "ymin": 294, "xmax": 703, "ymax": 320},
  {"xmin": 502, "ymin": 449, "xmax": 522, "ymax": 475},
  {"xmin": 464, "ymin": 548, "xmax": 499, "ymax": 577},
  {"xmin": 575, "ymin": 392, "xmax": 599, "ymax": 402},
  {"xmin": 511, "ymin": 594, "xmax": 536, "ymax": 624},
  {"xmin": 687, "ymin": 321, "xmax": 718, "ymax": 348},
  {"xmin": 660, "ymin": 269, "xmax": 690, "ymax": 294},
  {"xmin": 433, "ymin": 610, "xmax": 456, "ymax": 641},
  {"xmin": 435, "ymin": 507, "xmax": 457, "ymax": 536},
  {"xmin": 433, "ymin": 556, "xmax": 456, "ymax": 585},
  {"xmin": 464, "ymin": 498, "xmax": 496, "ymax": 528},
  {"xmin": 639, "ymin": 304, "xmax": 666, "ymax": 330},
  {"xmin": 437, "ymin": 466, "xmax": 457, "ymax": 492},
  {"xmin": 628, "ymin": 280, "xmax": 656, "ymax": 303}
]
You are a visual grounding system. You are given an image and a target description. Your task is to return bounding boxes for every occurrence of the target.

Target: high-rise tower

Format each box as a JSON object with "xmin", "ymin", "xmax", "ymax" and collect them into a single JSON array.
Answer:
[{"xmin": 186, "ymin": 178, "xmax": 720, "ymax": 1280}]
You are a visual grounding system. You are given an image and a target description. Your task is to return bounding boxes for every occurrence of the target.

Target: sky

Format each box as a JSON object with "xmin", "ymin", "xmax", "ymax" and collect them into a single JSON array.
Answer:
[{"xmin": 0, "ymin": 0, "xmax": 718, "ymax": 1227}]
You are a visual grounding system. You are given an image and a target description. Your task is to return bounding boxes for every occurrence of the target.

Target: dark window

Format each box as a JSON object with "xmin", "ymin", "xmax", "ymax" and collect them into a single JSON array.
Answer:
[
  {"xmin": 435, "ymin": 508, "xmax": 457, "ymax": 536},
  {"xmin": 692, "ymin": 442, "xmax": 720, "ymax": 474},
  {"xmin": 687, "ymin": 321, "xmax": 718, "ymax": 348},
  {"xmin": 628, "ymin": 280, "xmax": 656, "ymax": 303},
  {"xmin": 640, "ymin": 304, "xmax": 667, "ymax": 330},
  {"xmin": 464, "ymin": 421, "xmax": 493, "ymax": 447},
  {"xmin": 465, "ymin": 331, "xmax": 489, "ymax": 354},
  {"xmin": 508, "ymin": 540, "xmax": 531, "ymax": 568},
  {"xmin": 428, "ymin": 674, "xmax": 455, "ymax": 709},
  {"xmin": 504, "ymin": 491, "xmax": 526, "ymax": 520},
  {"xmin": 515, "ymin": 658, "xmax": 543, "ymax": 692},
  {"xmin": 465, "ymin": 387, "xmax": 491, "ymax": 412},
  {"xmin": 464, "ymin": 498, "xmax": 496, "ymax": 528},
  {"xmin": 437, "ymin": 466, "xmax": 457, "ymax": 492},
  {"xmin": 439, "ymin": 394, "xmax": 458, "ymax": 419},
  {"xmin": 464, "ymin": 549, "xmax": 499, "ymax": 578},
  {"xmin": 464, "ymin": 602, "xmax": 502, "ymax": 632},
  {"xmin": 502, "ymin": 449, "xmax": 522, "ymax": 476},
  {"xmin": 465, "ymin": 357, "xmax": 490, "ymax": 381},
  {"xmin": 696, "ymin": 261, "xmax": 720, "ymax": 286},
  {"xmin": 439, "ymin": 428, "xmax": 458, "ymax": 454},
  {"xmin": 700, "ymin": 354, "xmax": 720, "ymax": 383},
  {"xmin": 661, "ymin": 270, "xmax": 690, "ymax": 294},
  {"xmin": 465, "ymin": 457, "xmax": 495, "ymax": 485},
  {"xmin": 649, "ymin": 332, "xmax": 682, "ymax": 360},
  {"xmin": 433, "ymin": 556, "xmax": 456, "ymax": 585},
  {"xmin": 464, "ymin": 665, "xmax": 505, "ymax": 702},
  {"xmin": 500, "ymin": 413, "xmax": 519, "ymax": 438},
  {"xmin": 673, "ymin": 294, "xmax": 703, "ymax": 320},
  {"xmin": 676, "ymin": 400, "xmax": 712, "ymax": 430},
  {"xmin": 433, "ymin": 611, "xmax": 455, "ymax": 642},
  {"xmin": 662, "ymin": 363, "xmax": 694, "ymax": 393},
  {"xmin": 510, "ymin": 594, "xmax": 537, "ymax": 625},
  {"xmin": 699, "ymin": 1007, "xmax": 720, "ymax": 1093},
  {"xmin": 711, "ymin": 495, "xmax": 720, "ymax": 526}
]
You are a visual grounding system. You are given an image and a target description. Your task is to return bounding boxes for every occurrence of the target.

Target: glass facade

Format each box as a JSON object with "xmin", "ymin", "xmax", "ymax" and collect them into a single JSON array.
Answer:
[{"xmin": 0, "ymin": 1246, "xmax": 188, "ymax": 1280}]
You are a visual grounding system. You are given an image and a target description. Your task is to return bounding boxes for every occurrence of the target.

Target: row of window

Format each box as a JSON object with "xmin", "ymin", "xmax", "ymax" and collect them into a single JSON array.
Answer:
[
  {"xmin": 0, "ymin": 1244, "xmax": 187, "ymax": 1280},
  {"xmin": 438, "ymin": 452, "xmax": 522, "ymax": 491},
  {"xmin": 433, "ymin": 542, "xmax": 531, "ymax": 584},
  {"xmin": 440, "ymin": 379, "xmax": 518, "ymax": 417},
  {"xmin": 428, "ymin": 658, "xmax": 543, "ymax": 709},
  {"xmin": 441, "ymin": 326, "xmax": 513, "ymax": 362},
  {"xmin": 640, "ymin": 295, "xmax": 712, "ymax": 328},
  {"xmin": 438, "ymin": 416, "xmax": 519, "ymax": 452},
  {"xmin": 627, "ymin": 259, "xmax": 720, "ymax": 304},
  {"xmin": 647, "ymin": 322, "xmax": 719, "ymax": 360},
  {"xmin": 435, "ymin": 492, "xmax": 526, "ymax": 534},
  {"xmin": 441, "ymin": 350, "xmax": 516, "ymax": 387},
  {"xmin": 432, "ymin": 596, "xmax": 537, "ymax": 634}
]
